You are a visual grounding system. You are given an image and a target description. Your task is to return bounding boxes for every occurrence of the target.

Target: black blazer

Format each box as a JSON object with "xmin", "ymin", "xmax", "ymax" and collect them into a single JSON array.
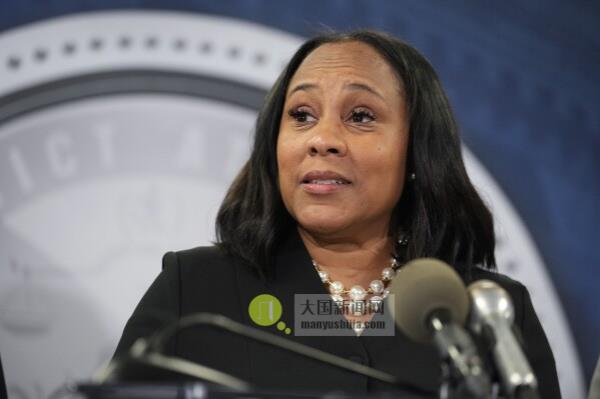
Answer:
[
  {"xmin": 114, "ymin": 232, "xmax": 561, "ymax": 398},
  {"xmin": 0, "ymin": 354, "xmax": 6, "ymax": 399}
]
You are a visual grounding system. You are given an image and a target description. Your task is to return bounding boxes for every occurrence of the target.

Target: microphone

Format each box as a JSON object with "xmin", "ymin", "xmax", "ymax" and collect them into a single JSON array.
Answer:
[
  {"xmin": 468, "ymin": 280, "xmax": 539, "ymax": 399},
  {"xmin": 387, "ymin": 258, "xmax": 492, "ymax": 398}
]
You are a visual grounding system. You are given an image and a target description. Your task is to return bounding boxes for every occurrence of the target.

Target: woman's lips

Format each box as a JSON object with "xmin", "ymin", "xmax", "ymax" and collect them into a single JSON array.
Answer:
[{"xmin": 300, "ymin": 171, "xmax": 352, "ymax": 194}]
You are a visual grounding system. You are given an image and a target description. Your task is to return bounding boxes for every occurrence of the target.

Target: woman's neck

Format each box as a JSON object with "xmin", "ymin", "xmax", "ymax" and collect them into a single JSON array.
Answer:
[{"xmin": 298, "ymin": 226, "xmax": 394, "ymax": 288}]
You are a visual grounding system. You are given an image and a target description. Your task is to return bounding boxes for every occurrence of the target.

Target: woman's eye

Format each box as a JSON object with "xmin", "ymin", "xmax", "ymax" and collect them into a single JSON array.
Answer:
[
  {"xmin": 349, "ymin": 109, "xmax": 375, "ymax": 123},
  {"xmin": 288, "ymin": 109, "xmax": 316, "ymax": 124}
]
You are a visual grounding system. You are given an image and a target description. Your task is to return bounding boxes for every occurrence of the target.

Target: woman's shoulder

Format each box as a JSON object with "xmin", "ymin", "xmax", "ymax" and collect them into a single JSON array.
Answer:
[
  {"xmin": 162, "ymin": 244, "xmax": 239, "ymax": 279},
  {"xmin": 468, "ymin": 266, "xmax": 525, "ymax": 290},
  {"xmin": 161, "ymin": 244, "xmax": 261, "ymax": 287},
  {"xmin": 113, "ymin": 245, "xmax": 242, "ymax": 357},
  {"xmin": 163, "ymin": 244, "xmax": 228, "ymax": 266}
]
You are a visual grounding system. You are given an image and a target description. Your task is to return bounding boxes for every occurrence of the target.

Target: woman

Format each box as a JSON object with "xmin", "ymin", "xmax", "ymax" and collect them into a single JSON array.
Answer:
[{"xmin": 114, "ymin": 30, "xmax": 560, "ymax": 398}]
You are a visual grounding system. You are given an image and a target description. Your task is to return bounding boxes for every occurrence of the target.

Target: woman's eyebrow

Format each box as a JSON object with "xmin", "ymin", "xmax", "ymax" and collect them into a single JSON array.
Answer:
[
  {"xmin": 345, "ymin": 82, "xmax": 385, "ymax": 101},
  {"xmin": 288, "ymin": 83, "xmax": 317, "ymax": 97}
]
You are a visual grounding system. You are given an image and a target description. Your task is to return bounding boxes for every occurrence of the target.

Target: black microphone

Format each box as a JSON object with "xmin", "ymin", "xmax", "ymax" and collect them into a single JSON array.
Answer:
[
  {"xmin": 387, "ymin": 258, "xmax": 492, "ymax": 399},
  {"xmin": 468, "ymin": 280, "xmax": 539, "ymax": 399}
]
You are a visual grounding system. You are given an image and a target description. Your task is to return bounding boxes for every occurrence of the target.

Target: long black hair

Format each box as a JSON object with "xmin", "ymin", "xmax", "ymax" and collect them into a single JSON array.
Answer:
[{"xmin": 216, "ymin": 30, "xmax": 496, "ymax": 276}]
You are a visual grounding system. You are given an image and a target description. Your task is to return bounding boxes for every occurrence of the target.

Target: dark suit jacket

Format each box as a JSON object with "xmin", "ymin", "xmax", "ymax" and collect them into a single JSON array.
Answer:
[
  {"xmin": 0, "ymin": 354, "xmax": 7, "ymax": 399},
  {"xmin": 114, "ymin": 232, "xmax": 561, "ymax": 398}
]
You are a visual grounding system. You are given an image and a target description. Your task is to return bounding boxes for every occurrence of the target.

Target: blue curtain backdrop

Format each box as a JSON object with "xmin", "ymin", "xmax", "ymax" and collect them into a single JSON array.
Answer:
[{"xmin": 1, "ymin": 0, "xmax": 598, "ymax": 384}]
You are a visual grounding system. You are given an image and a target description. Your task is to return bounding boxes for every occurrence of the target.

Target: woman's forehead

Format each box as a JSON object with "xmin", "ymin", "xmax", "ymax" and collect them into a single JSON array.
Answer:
[{"xmin": 288, "ymin": 41, "xmax": 402, "ymax": 94}]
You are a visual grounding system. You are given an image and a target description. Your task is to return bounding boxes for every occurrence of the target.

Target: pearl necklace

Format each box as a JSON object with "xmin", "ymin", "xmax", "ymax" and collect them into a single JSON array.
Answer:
[{"xmin": 312, "ymin": 258, "xmax": 400, "ymax": 318}]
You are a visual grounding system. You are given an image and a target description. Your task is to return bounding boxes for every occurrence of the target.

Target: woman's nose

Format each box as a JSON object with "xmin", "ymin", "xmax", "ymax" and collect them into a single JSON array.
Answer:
[{"xmin": 307, "ymin": 118, "xmax": 348, "ymax": 157}]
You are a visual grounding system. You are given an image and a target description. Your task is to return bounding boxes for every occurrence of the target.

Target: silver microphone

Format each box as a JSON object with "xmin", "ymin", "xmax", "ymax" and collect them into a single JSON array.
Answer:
[{"xmin": 468, "ymin": 280, "xmax": 538, "ymax": 399}]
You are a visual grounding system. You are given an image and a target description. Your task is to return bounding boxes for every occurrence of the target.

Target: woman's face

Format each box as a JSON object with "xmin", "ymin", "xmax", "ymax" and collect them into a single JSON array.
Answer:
[{"xmin": 277, "ymin": 41, "xmax": 409, "ymax": 239}]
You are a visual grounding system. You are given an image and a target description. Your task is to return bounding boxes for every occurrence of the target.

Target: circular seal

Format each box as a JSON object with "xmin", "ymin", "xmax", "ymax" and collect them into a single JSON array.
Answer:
[{"xmin": 0, "ymin": 10, "xmax": 584, "ymax": 398}]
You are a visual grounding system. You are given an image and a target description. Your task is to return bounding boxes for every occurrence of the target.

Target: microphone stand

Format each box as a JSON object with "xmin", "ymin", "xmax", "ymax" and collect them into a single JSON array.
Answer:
[
  {"xmin": 428, "ymin": 313, "xmax": 494, "ymax": 399},
  {"xmin": 100, "ymin": 313, "xmax": 432, "ymax": 398},
  {"xmin": 148, "ymin": 313, "xmax": 397, "ymax": 384}
]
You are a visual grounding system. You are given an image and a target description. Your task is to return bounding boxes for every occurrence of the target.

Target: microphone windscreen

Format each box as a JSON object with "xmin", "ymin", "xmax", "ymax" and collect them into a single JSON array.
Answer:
[{"xmin": 388, "ymin": 258, "xmax": 469, "ymax": 343}]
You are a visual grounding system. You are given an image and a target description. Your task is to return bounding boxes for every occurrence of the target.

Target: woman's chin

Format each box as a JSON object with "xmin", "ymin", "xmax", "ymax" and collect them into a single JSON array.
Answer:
[{"xmin": 296, "ymin": 217, "xmax": 351, "ymax": 237}]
